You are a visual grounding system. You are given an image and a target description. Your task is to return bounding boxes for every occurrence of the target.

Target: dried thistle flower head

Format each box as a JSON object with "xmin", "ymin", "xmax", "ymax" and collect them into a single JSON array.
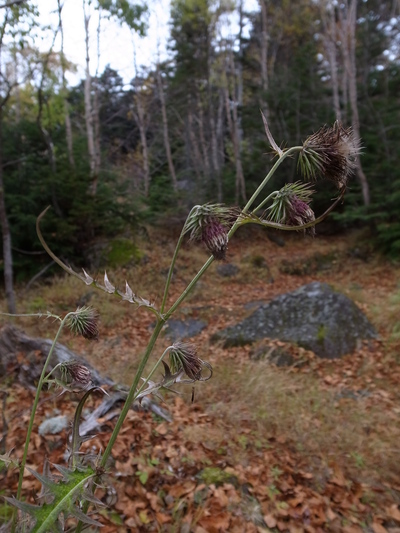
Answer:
[
  {"xmin": 59, "ymin": 360, "xmax": 92, "ymax": 388},
  {"xmin": 201, "ymin": 218, "xmax": 228, "ymax": 260},
  {"xmin": 298, "ymin": 122, "xmax": 361, "ymax": 189},
  {"xmin": 66, "ymin": 306, "xmax": 99, "ymax": 340},
  {"xmin": 185, "ymin": 204, "xmax": 238, "ymax": 260},
  {"xmin": 169, "ymin": 342, "xmax": 211, "ymax": 381},
  {"xmin": 286, "ymin": 196, "xmax": 316, "ymax": 236}
]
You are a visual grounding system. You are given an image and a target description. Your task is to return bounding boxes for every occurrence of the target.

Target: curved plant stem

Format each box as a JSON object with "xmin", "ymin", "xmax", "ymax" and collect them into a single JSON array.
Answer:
[
  {"xmin": 99, "ymin": 319, "xmax": 165, "ymax": 469},
  {"xmin": 134, "ymin": 346, "xmax": 172, "ymax": 398},
  {"xmin": 12, "ymin": 313, "xmax": 72, "ymax": 533},
  {"xmin": 161, "ymin": 208, "xmax": 196, "ymax": 313},
  {"xmin": 253, "ymin": 191, "xmax": 278, "ymax": 214},
  {"xmin": 241, "ymin": 146, "xmax": 301, "ymax": 215},
  {"xmin": 165, "ymin": 255, "xmax": 214, "ymax": 318},
  {"xmin": 0, "ymin": 311, "xmax": 61, "ymax": 321}
]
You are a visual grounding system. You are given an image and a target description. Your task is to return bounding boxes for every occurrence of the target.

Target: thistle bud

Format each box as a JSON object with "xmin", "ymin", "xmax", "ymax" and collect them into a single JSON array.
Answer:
[
  {"xmin": 298, "ymin": 121, "xmax": 361, "ymax": 189},
  {"xmin": 286, "ymin": 195, "xmax": 316, "ymax": 236},
  {"xmin": 59, "ymin": 361, "xmax": 92, "ymax": 388},
  {"xmin": 185, "ymin": 204, "xmax": 237, "ymax": 260},
  {"xmin": 66, "ymin": 306, "xmax": 99, "ymax": 340},
  {"xmin": 201, "ymin": 218, "xmax": 228, "ymax": 260},
  {"xmin": 266, "ymin": 182, "xmax": 315, "ymax": 234},
  {"xmin": 169, "ymin": 342, "xmax": 210, "ymax": 381}
]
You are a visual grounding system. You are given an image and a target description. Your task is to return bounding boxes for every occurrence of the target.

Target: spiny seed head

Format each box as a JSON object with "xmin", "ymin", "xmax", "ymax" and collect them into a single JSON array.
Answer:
[
  {"xmin": 266, "ymin": 183, "xmax": 316, "ymax": 235},
  {"xmin": 286, "ymin": 195, "xmax": 316, "ymax": 236},
  {"xmin": 299, "ymin": 122, "xmax": 361, "ymax": 189},
  {"xmin": 66, "ymin": 306, "xmax": 99, "ymax": 340},
  {"xmin": 60, "ymin": 360, "xmax": 92, "ymax": 387},
  {"xmin": 201, "ymin": 218, "xmax": 228, "ymax": 260},
  {"xmin": 185, "ymin": 204, "xmax": 238, "ymax": 260},
  {"xmin": 169, "ymin": 342, "xmax": 207, "ymax": 381}
]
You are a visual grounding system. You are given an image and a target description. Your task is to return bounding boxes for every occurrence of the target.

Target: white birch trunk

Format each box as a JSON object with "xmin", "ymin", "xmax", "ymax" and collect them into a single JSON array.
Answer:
[
  {"xmin": 83, "ymin": 0, "xmax": 97, "ymax": 195},
  {"xmin": 156, "ymin": 65, "xmax": 178, "ymax": 192},
  {"xmin": 342, "ymin": 0, "xmax": 370, "ymax": 205},
  {"xmin": 134, "ymin": 88, "xmax": 151, "ymax": 196},
  {"xmin": 58, "ymin": 0, "xmax": 75, "ymax": 168}
]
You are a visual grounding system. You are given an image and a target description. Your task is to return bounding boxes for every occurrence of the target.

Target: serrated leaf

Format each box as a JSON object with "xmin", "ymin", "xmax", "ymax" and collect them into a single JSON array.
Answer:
[
  {"xmin": 26, "ymin": 466, "xmax": 59, "ymax": 491},
  {"xmin": 69, "ymin": 504, "xmax": 103, "ymax": 527},
  {"xmin": 6, "ymin": 467, "xmax": 98, "ymax": 533}
]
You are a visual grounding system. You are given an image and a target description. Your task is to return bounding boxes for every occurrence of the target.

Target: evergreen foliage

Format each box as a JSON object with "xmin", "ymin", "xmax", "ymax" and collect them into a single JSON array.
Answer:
[{"xmin": 1, "ymin": 0, "xmax": 400, "ymax": 288}]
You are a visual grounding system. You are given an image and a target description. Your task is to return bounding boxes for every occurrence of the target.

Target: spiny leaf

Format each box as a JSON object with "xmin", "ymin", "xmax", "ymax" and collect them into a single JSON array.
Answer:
[{"xmin": 6, "ymin": 467, "xmax": 100, "ymax": 533}]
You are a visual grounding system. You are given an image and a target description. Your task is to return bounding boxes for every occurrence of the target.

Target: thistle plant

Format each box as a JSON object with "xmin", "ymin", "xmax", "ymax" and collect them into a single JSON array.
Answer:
[{"xmin": 0, "ymin": 116, "xmax": 361, "ymax": 531}]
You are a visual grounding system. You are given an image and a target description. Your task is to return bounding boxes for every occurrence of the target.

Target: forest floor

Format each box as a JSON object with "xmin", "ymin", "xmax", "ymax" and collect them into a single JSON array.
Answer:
[{"xmin": 1, "ymin": 226, "xmax": 400, "ymax": 533}]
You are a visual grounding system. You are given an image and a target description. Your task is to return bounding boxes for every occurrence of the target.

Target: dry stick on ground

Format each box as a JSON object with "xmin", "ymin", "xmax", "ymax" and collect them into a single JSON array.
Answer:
[{"xmin": 0, "ymin": 324, "xmax": 172, "ymax": 435}]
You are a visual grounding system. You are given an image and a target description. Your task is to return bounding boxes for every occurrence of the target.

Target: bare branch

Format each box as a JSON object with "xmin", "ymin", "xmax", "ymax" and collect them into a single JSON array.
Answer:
[{"xmin": 260, "ymin": 109, "xmax": 283, "ymax": 157}]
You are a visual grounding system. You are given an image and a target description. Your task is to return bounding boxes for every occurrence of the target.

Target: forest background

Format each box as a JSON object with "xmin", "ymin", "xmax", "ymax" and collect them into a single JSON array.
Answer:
[{"xmin": 0, "ymin": 0, "xmax": 400, "ymax": 312}]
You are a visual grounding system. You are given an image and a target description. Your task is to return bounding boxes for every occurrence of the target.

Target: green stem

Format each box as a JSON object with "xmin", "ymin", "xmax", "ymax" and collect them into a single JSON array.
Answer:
[
  {"xmin": 0, "ymin": 312, "xmax": 61, "ymax": 321},
  {"xmin": 253, "ymin": 190, "xmax": 278, "ymax": 214},
  {"xmin": 241, "ymin": 146, "xmax": 302, "ymax": 215},
  {"xmin": 165, "ymin": 255, "xmax": 214, "ymax": 319},
  {"xmin": 163, "ymin": 148, "xmax": 305, "ymax": 316},
  {"xmin": 43, "ymin": 362, "xmax": 62, "ymax": 382},
  {"xmin": 134, "ymin": 346, "xmax": 172, "ymax": 399},
  {"xmin": 160, "ymin": 209, "xmax": 195, "ymax": 313},
  {"xmin": 100, "ymin": 319, "xmax": 165, "ymax": 469},
  {"xmin": 76, "ymin": 321, "xmax": 168, "ymax": 533},
  {"xmin": 12, "ymin": 313, "xmax": 72, "ymax": 533}
]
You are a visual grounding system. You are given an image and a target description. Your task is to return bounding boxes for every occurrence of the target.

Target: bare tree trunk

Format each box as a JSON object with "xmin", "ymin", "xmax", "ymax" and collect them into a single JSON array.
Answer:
[
  {"xmin": 133, "ymin": 86, "xmax": 151, "ymax": 196},
  {"xmin": 197, "ymin": 94, "xmax": 211, "ymax": 179},
  {"xmin": 187, "ymin": 96, "xmax": 203, "ymax": 183},
  {"xmin": 0, "ymin": 13, "xmax": 15, "ymax": 313},
  {"xmin": 156, "ymin": 65, "xmax": 178, "ymax": 192},
  {"xmin": 36, "ymin": 21, "xmax": 64, "ymax": 217},
  {"xmin": 223, "ymin": 47, "xmax": 246, "ymax": 204},
  {"xmin": 343, "ymin": 0, "xmax": 370, "ymax": 205},
  {"xmin": 209, "ymin": 89, "xmax": 223, "ymax": 202},
  {"xmin": 259, "ymin": 0, "xmax": 269, "ymax": 94},
  {"xmin": 93, "ymin": 81, "xmax": 101, "ymax": 178},
  {"xmin": 83, "ymin": 0, "xmax": 98, "ymax": 195},
  {"xmin": 0, "ymin": 106, "xmax": 16, "ymax": 313},
  {"xmin": 57, "ymin": 0, "xmax": 75, "ymax": 168},
  {"xmin": 94, "ymin": 12, "xmax": 101, "ymax": 177},
  {"xmin": 64, "ymin": 101, "xmax": 74, "ymax": 167},
  {"xmin": 337, "ymin": 6, "xmax": 348, "ymax": 124},
  {"xmin": 35, "ymin": 23, "xmax": 58, "ymax": 170},
  {"xmin": 321, "ymin": 4, "xmax": 341, "ymax": 120}
]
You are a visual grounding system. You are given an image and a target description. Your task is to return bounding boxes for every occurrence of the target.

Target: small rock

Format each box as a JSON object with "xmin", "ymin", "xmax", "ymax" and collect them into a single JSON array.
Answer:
[
  {"xmin": 39, "ymin": 415, "xmax": 69, "ymax": 436},
  {"xmin": 163, "ymin": 319, "xmax": 207, "ymax": 340},
  {"xmin": 216, "ymin": 264, "xmax": 239, "ymax": 277}
]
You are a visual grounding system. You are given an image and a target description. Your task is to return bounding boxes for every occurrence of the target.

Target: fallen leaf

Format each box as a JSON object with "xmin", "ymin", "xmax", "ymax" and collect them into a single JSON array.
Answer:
[
  {"xmin": 372, "ymin": 523, "xmax": 388, "ymax": 533},
  {"xmin": 263, "ymin": 514, "xmax": 277, "ymax": 528},
  {"xmin": 388, "ymin": 505, "xmax": 400, "ymax": 523}
]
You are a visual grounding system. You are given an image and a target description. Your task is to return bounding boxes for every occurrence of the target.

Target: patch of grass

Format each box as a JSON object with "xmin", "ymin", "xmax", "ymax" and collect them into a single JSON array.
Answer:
[
  {"xmin": 200, "ymin": 355, "xmax": 400, "ymax": 486},
  {"xmin": 106, "ymin": 238, "xmax": 142, "ymax": 268}
]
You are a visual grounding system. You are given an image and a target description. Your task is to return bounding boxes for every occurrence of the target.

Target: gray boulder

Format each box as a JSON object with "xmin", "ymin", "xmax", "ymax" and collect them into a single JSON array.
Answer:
[
  {"xmin": 213, "ymin": 281, "xmax": 377, "ymax": 358},
  {"xmin": 163, "ymin": 319, "xmax": 207, "ymax": 340}
]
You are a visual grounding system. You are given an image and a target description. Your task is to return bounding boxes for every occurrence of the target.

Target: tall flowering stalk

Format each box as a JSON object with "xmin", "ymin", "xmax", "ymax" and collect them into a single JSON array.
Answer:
[{"xmin": 2, "ymin": 116, "xmax": 361, "ymax": 532}]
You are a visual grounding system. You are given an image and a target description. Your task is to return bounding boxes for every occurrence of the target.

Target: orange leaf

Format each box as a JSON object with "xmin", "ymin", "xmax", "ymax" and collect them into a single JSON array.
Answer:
[
  {"xmin": 388, "ymin": 505, "xmax": 400, "ymax": 523},
  {"xmin": 372, "ymin": 522, "xmax": 388, "ymax": 533},
  {"xmin": 156, "ymin": 512, "xmax": 171, "ymax": 524},
  {"xmin": 263, "ymin": 514, "xmax": 277, "ymax": 528}
]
